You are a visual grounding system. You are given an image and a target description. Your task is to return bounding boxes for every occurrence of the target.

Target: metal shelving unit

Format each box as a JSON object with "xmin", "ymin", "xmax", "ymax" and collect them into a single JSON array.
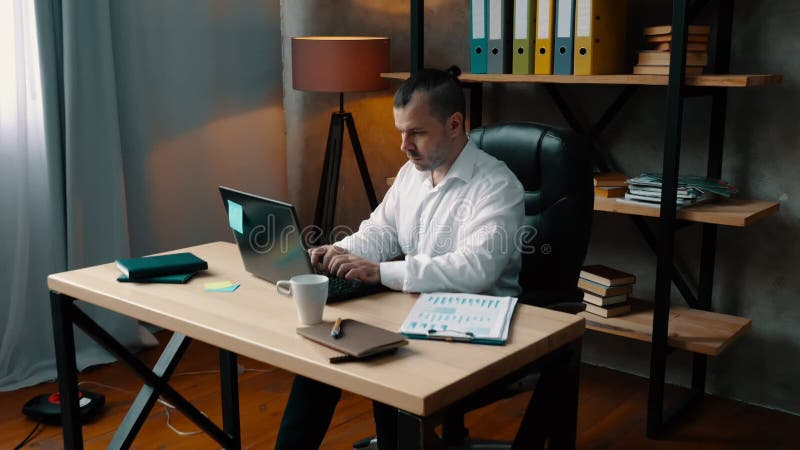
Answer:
[{"xmin": 397, "ymin": 0, "xmax": 781, "ymax": 439}]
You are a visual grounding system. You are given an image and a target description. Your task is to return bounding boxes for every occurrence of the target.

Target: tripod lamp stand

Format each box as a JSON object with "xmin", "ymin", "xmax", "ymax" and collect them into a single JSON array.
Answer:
[{"xmin": 291, "ymin": 36, "xmax": 390, "ymax": 244}]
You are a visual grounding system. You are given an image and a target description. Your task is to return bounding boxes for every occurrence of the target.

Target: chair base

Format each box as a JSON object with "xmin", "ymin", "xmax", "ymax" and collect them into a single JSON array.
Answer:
[
  {"xmin": 354, "ymin": 436, "xmax": 513, "ymax": 450},
  {"xmin": 353, "ymin": 436, "xmax": 378, "ymax": 450},
  {"xmin": 449, "ymin": 440, "xmax": 512, "ymax": 450}
]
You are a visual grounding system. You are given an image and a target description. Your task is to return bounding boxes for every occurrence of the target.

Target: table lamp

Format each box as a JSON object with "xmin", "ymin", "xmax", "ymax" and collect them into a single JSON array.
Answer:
[{"xmin": 292, "ymin": 36, "xmax": 390, "ymax": 244}]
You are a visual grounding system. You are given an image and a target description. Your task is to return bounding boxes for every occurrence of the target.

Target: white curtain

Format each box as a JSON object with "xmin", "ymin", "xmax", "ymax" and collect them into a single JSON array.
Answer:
[
  {"xmin": 0, "ymin": 0, "xmax": 65, "ymax": 391},
  {"xmin": 0, "ymin": 0, "xmax": 153, "ymax": 391}
]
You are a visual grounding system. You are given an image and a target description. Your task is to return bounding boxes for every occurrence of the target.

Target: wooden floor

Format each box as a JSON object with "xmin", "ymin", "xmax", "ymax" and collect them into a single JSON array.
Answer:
[{"xmin": 2, "ymin": 331, "xmax": 798, "ymax": 449}]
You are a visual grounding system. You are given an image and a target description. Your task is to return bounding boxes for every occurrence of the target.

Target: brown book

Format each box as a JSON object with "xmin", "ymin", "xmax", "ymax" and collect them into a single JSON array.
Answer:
[
  {"xmin": 633, "ymin": 65, "xmax": 704, "ymax": 76},
  {"xmin": 578, "ymin": 278, "xmax": 634, "ymax": 297},
  {"xmin": 643, "ymin": 25, "xmax": 711, "ymax": 36},
  {"xmin": 297, "ymin": 319, "xmax": 408, "ymax": 362},
  {"xmin": 594, "ymin": 172, "xmax": 628, "ymax": 187},
  {"xmin": 583, "ymin": 292, "xmax": 628, "ymax": 307},
  {"xmin": 594, "ymin": 187, "xmax": 626, "ymax": 198},
  {"xmin": 647, "ymin": 34, "xmax": 710, "ymax": 44},
  {"xmin": 653, "ymin": 42, "xmax": 708, "ymax": 52},
  {"xmin": 580, "ymin": 265, "xmax": 636, "ymax": 286},
  {"xmin": 638, "ymin": 50, "xmax": 708, "ymax": 67},
  {"xmin": 584, "ymin": 301, "xmax": 632, "ymax": 318}
]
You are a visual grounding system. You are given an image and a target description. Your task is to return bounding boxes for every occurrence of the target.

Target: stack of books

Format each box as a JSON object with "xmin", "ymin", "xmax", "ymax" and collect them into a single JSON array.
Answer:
[
  {"xmin": 115, "ymin": 252, "xmax": 208, "ymax": 283},
  {"xmin": 578, "ymin": 265, "xmax": 635, "ymax": 318},
  {"xmin": 594, "ymin": 172, "xmax": 628, "ymax": 198},
  {"xmin": 619, "ymin": 173, "xmax": 737, "ymax": 208},
  {"xmin": 633, "ymin": 25, "xmax": 710, "ymax": 75}
]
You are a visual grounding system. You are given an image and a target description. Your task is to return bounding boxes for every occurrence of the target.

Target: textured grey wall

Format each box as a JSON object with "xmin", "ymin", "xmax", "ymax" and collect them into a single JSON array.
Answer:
[
  {"xmin": 281, "ymin": 0, "xmax": 799, "ymax": 414},
  {"xmin": 112, "ymin": 1, "xmax": 286, "ymax": 256},
  {"xmin": 280, "ymin": 0, "xmax": 468, "ymax": 230}
]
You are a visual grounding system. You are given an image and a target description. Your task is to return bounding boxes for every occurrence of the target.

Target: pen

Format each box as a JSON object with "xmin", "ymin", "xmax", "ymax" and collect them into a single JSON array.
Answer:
[{"xmin": 331, "ymin": 318, "xmax": 343, "ymax": 339}]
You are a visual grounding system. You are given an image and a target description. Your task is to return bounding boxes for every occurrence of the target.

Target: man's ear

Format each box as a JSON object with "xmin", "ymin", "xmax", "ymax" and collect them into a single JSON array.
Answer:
[{"xmin": 448, "ymin": 112, "xmax": 464, "ymax": 136}]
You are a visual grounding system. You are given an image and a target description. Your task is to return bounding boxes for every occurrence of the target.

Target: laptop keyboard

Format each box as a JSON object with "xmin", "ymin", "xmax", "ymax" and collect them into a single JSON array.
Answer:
[
  {"xmin": 328, "ymin": 276, "xmax": 363, "ymax": 296},
  {"xmin": 326, "ymin": 276, "xmax": 385, "ymax": 302}
]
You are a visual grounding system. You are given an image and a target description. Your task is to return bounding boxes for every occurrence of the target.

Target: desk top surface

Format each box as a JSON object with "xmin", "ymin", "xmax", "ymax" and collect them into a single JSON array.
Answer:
[{"xmin": 48, "ymin": 242, "xmax": 584, "ymax": 416}]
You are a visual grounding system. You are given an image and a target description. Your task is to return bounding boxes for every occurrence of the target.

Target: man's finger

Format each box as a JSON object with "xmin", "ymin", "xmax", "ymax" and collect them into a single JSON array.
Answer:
[
  {"xmin": 336, "ymin": 262, "xmax": 354, "ymax": 279},
  {"xmin": 342, "ymin": 267, "xmax": 359, "ymax": 281},
  {"xmin": 321, "ymin": 248, "xmax": 343, "ymax": 271},
  {"xmin": 327, "ymin": 254, "xmax": 348, "ymax": 275},
  {"xmin": 308, "ymin": 246, "xmax": 327, "ymax": 267}
]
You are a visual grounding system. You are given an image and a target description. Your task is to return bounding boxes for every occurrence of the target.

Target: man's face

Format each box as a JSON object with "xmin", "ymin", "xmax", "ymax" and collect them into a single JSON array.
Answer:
[{"xmin": 393, "ymin": 92, "xmax": 452, "ymax": 172}]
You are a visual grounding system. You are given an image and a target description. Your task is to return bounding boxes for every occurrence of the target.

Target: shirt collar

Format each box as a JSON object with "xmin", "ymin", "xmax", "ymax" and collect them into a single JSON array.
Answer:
[{"xmin": 420, "ymin": 140, "xmax": 478, "ymax": 188}]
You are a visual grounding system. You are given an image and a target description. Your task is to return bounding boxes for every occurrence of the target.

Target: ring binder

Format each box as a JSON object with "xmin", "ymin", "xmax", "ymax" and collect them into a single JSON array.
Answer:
[{"xmin": 427, "ymin": 329, "xmax": 477, "ymax": 342}]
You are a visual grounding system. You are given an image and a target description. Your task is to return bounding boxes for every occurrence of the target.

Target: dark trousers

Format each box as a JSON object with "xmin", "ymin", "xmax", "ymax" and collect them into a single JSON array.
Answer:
[{"xmin": 275, "ymin": 375, "xmax": 398, "ymax": 450}]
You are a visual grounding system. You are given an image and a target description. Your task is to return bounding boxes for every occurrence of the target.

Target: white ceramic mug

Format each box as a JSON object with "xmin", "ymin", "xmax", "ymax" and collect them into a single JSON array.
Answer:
[{"xmin": 276, "ymin": 274, "xmax": 329, "ymax": 325}]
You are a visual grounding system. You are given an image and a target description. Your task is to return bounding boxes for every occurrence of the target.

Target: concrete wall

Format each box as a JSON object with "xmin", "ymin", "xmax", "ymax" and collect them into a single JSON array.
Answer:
[
  {"xmin": 112, "ymin": 0, "xmax": 286, "ymax": 256},
  {"xmin": 280, "ymin": 0, "xmax": 470, "ymax": 230},
  {"xmin": 281, "ymin": 0, "xmax": 800, "ymax": 414}
]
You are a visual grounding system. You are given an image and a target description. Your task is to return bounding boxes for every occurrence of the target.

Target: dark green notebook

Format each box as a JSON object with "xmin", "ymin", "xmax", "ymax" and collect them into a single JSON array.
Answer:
[
  {"xmin": 115, "ymin": 252, "xmax": 207, "ymax": 281},
  {"xmin": 116, "ymin": 272, "xmax": 197, "ymax": 284}
]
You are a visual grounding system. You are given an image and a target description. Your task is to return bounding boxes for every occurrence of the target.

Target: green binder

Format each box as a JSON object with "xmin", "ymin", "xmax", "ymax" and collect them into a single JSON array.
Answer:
[
  {"xmin": 115, "ymin": 252, "xmax": 207, "ymax": 281},
  {"xmin": 512, "ymin": 0, "xmax": 536, "ymax": 74}
]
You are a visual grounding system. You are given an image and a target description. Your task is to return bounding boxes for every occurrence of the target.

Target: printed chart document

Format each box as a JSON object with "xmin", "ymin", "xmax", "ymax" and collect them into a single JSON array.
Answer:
[{"xmin": 399, "ymin": 293, "xmax": 518, "ymax": 345}]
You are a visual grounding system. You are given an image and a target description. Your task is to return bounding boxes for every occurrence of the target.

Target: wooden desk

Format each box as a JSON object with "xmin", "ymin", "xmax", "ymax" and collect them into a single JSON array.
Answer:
[{"xmin": 48, "ymin": 242, "xmax": 584, "ymax": 449}]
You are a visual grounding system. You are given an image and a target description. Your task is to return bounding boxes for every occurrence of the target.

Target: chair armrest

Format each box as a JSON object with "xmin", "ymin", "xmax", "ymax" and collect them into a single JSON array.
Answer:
[
  {"xmin": 546, "ymin": 302, "xmax": 586, "ymax": 314},
  {"xmin": 519, "ymin": 287, "xmax": 584, "ymax": 312}
]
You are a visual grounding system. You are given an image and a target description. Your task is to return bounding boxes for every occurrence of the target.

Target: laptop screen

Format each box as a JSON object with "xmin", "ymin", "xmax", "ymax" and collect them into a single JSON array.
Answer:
[{"xmin": 219, "ymin": 186, "xmax": 314, "ymax": 283}]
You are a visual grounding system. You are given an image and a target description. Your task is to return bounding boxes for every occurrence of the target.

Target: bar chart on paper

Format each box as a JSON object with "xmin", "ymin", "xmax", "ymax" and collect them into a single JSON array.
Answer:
[{"xmin": 399, "ymin": 293, "xmax": 518, "ymax": 344}]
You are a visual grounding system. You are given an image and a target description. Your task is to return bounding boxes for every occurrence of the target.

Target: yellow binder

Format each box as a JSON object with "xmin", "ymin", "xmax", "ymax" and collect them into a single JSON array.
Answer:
[
  {"xmin": 573, "ymin": 0, "xmax": 628, "ymax": 75},
  {"xmin": 534, "ymin": 0, "xmax": 554, "ymax": 74}
]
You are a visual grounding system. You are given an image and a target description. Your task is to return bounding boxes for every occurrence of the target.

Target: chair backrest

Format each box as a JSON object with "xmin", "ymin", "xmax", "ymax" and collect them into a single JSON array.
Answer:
[{"xmin": 469, "ymin": 122, "xmax": 593, "ymax": 306}]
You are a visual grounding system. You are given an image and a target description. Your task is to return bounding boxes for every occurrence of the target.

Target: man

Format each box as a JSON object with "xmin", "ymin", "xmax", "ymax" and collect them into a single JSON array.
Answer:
[{"xmin": 275, "ymin": 67, "xmax": 524, "ymax": 450}]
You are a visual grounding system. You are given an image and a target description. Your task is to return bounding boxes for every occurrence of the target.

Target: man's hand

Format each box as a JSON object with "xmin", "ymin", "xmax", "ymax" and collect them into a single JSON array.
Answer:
[
  {"xmin": 308, "ymin": 246, "xmax": 381, "ymax": 285},
  {"xmin": 328, "ymin": 253, "xmax": 381, "ymax": 284},
  {"xmin": 308, "ymin": 245, "xmax": 348, "ymax": 271}
]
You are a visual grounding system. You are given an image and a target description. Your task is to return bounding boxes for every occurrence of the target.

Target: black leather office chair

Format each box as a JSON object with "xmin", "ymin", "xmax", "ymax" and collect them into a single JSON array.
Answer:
[
  {"xmin": 354, "ymin": 122, "xmax": 594, "ymax": 450},
  {"xmin": 442, "ymin": 121, "xmax": 594, "ymax": 449},
  {"xmin": 472, "ymin": 121, "xmax": 593, "ymax": 310}
]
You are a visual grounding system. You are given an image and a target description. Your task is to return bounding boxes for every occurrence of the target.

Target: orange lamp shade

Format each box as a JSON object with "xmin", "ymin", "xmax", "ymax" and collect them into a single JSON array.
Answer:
[{"xmin": 292, "ymin": 36, "xmax": 390, "ymax": 93}]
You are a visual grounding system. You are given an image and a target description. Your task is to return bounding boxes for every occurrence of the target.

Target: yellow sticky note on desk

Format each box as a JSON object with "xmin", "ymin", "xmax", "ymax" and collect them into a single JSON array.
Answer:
[{"xmin": 205, "ymin": 281, "xmax": 234, "ymax": 290}]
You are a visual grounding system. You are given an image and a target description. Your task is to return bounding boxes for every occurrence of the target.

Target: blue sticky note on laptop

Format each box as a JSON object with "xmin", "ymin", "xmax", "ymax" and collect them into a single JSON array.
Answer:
[{"xmin": 228, "ymin": 200, "xmax": 243, "ymax": 234}]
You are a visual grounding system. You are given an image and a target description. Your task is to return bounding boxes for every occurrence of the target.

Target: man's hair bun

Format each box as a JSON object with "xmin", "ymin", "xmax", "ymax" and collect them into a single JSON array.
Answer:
[{"xmin": 445, "ymin": 65, "xmax": 462, "ymax": 79}]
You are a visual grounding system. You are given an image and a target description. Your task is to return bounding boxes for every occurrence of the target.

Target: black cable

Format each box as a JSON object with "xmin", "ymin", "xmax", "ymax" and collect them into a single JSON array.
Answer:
[{"xmin": 13, "ymin": 422, "xmax": 41, "ymax": 450}]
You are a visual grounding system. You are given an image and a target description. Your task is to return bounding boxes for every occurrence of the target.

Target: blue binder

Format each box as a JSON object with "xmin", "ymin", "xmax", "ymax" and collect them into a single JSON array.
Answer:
[
  {"xmin": 470, "ymin": 0, "xmax": 488, "ymax": 74},
  {"xmin": 554, "ymin": 0, "xmax": 575, "ymax": 74}
]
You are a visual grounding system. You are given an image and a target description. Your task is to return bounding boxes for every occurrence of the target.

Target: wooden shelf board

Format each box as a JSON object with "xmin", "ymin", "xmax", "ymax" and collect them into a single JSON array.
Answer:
[
  {"xmin": 579, "ymin": 298, "xmax": 751, "ymax": 356},
  {"xmin": 390, "ymin": 182, "xmax": 778, "ymax": 227},
  {"xmin": 381, "ymin": 72, "xmax": 783, "ymax": 88},
  {"xmin": 594, "ymin": 197, "xmax": 779, "ymax": 227}
]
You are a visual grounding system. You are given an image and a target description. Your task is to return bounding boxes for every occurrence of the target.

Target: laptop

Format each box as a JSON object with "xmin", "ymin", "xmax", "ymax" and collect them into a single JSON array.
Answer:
[{"xmin": 218, "ymin": 186, "xmax": 386, "ymax": 302}]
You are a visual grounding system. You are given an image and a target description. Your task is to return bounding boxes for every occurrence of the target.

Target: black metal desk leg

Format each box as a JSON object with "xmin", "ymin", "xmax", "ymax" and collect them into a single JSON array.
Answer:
[
  {"xmin": 50, "ymin": 291, "xmax": 83, "ymax": 450},
  {"xmin": 512, "ymin": 340, "xmax": 581, "ymax": 450},
  {"xmin": 220, "ymin": 350, "xmax": 241, "ymax": 450},
  {"xmin": 110, "ymin": 333, "xmax": 192, "ymax": 449},
  {"xmin": 548, "ymin": 339, "xmax": 582, "ymax": 450},
  {"xmin": 397, "ymin": 410, "xmax": 443, "ymax": 450}
]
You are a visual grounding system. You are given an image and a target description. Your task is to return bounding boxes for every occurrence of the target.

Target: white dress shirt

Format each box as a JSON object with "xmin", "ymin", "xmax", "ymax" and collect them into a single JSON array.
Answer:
[{"xmin": 336, "ymin": 139, "xmax": 524, "ymax": 296}]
